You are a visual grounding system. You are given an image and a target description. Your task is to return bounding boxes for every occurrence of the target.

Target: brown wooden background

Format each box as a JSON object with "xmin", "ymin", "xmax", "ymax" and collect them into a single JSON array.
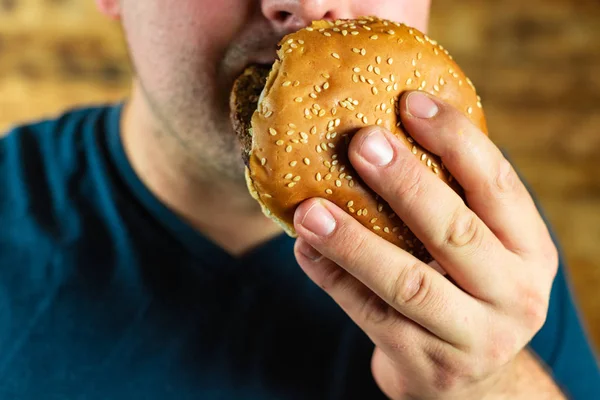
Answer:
[{"xmin": 1, "ymin": 1, "xmax": 599, "ymax": 352}]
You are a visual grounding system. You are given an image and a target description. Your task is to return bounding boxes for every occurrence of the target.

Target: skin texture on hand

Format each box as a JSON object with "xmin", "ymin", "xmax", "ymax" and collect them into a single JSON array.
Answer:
[{"xmin": 293, "ymin": 91, "xmax": 564, "ymax": 399}]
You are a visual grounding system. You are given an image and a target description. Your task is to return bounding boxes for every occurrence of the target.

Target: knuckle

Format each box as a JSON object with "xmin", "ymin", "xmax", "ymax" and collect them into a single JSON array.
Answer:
[
  {"xmin": 360, "ymin": 292, "xmax": 394, "ymax": 325},
  {"xmin": 521, "ymin": 287, "xmax": 549, "ymax": 332},
  {"xmin": 391, "ymin": 262, "xmax": 430, "ymax": 308},
  {"xmin": 393, "ymin": 157, "xmax": 426, "ymax": 202},
  {"xmin": 318, "ymin": 264, "xmax": 347, "ymax": 292},
  {"xmin": 444, "ymin": 209, "xmax": 484, "ymax": 251},
  {"xmin": 484, "ymin": 329, "xmax": 518, "ymax": 371},
  {"xmin": 338, "ymin": 227, "xmax": 370, "ymax": 265},
  {"xmin": 427, "ymin": 347, "xmax": 469, "ymax": 393},
  {"xmin": 491, "ymin": 158, "xmax": 519, "ymax": 197}
]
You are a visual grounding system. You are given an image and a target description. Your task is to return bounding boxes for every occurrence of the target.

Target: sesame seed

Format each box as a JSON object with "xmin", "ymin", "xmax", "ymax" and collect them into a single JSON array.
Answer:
[
  {"xmin": 458, "ymin": 80, "xmax": 463, "ymax": 86},
  {"xmin": 373, "ymin": 226, "xmax": 381, "ymax": 231},
  {"xmin": 433, "ymin": 167, "xmax": 439, "ymax": 174},
  {"xmin": 359, "ymin": 75, "xmax": 366, "ymax": 83},
  {"xmin": 415, "ymin": 70, "xmax": 421, "ymax": 78},
  {"xmin": 411, "ymin": 146, "xmax": 418, "ymax": 154},
  {"xmin": 331, "ymin": 107, "xmax": 337, "ymax": 115},
  {"xmin": 406, "ymin": 78, "xmax": 413, "ymax": 85},
  {"xmin": 367, "ymin": 65, "xmax": 374, "ymax": 72},
  {"xmin": 393, "ymin": 82, "xmax": 398, "ymax": 91},
  {"xmin": 286, "ymin": 130, "xmax": 294, "ymax": 135},
  {"xmin": 316, "ymin": 145, "xmax": 322, "ymax": 153},
  {"xmin": 309, "ymin": 93, "xmax": 317, "ymax": 99},
  {"xmin": 269, "ymin": 128, "xmax": 277, "ymax": 136},
  {"xmin": 417, "ymin": 52, "xmax": 422, "ymax": 60},
  {"xmin": 324, "ymin": 173, "xmax": 332, "ymax": 180},
  {"xmin": 300, "ymin": 132, "xmax": 308, "ymax": 140},
  {"xmin": 276, "ymin": 140, "xmax": 284, "ymax": 145},
  {"xmin": 477, "ymin": 101, "xmax": 482, "ymax": 108},
  {"xmin": 335, "ymin": 180, "xmax": 342, "ymax": 187},
  {"xmin": 407, "ymin": 136, "xmax": 414, "ymax": 143},
  {"xmin": 293, "ymin": 176, "xmax": 301, "ymax": 182},
  {"xmin": 316, "ymin": 173, "xmax": 322, "ymax": 181},
  {"xmin": 386, "ymin": 108, "xmax": 392, "ymax": 114},
  {"xmin": 384, "ymin": 227, "xmax": 390, "ymax": 233},
  {"xmin": 298, "ymin": 39, "xmax": 305, "ymax": 44},
  {"xmin": 321, "ymin": 143, "xmax": 328, "ymax": 151},
  {"xmin": 434, "ymin": 48, "xmax": 439, "ymax": 55},
  {"xmin": 285, "ymin": 49, "xmax": 292, "ymax": 54},
  {"xmin": 370, "ymin": 35, "xmax": 378, "ymax": 40},
  {"xmin": 372, "ymin": 87, "xmax": 378, "ymax": 95},
  {"xmin": 427, "ymin": 159, "xmax": 432, "ymax": 167},
  {"xmin": 319, "ymin": 109, "xmax": 326, "ymax": 117},
  {"xmin": 323, "ymin": 82, "xmax": 330, "ymax": 89},
  {"xmin": 351, "ymin": 31, "xmax": 359, "ymax": 35},
  {"xmin": 374, "ymin": 66, "xmax": 381, "ymax": 75},
  {"xmin": 357, "ymin": 209, "xmax": 363, "ymax": 216},
  {"xmin": 467, "ymin": 107, "xmax": 473, "ymax": 114},
  {"xmin": 261, "ymin": 158, "xmax": 267, "ymax": 165},
  {"xmin": 376, "ymin": 56, "xmax": 382, "ymax": 64},
  {"xmin": 363, "ymin": 25, "xmax": 371, "ymax": 31},
  {"xmin": 325, "ymin": 189, "xmax": 333, "ymax": 195},
  {"xmin": 284, "ymin": 173, "xmax": 293, "ymax": 179},
  {"xmin": 352, "ymin": 74, "xmax": 359, "ymax": 83},
  {"xmin": 303, "ymin": 158, "xmax": 310, "ymax": 165},
  {"xmin": 328, "ymin": 143, "xmax": 335, "ymax": 148},
  {"xmin": 287, "ymin": 182, "xmax": 296, "ymax": 188},
  {"xmin": 353, "ymin": 67, "xmax": 361, "ymax": 73},
  {"xmin": 421, "ymin": 153, "xmax": 427, "ymax": 161},
  {"xmin": 387, "ymin": 30, "xmax": 395, "ymax": 35},
  {"xmin": 360, "ymin": 48, "xmax": 366, "ymax": 56},
  {"xmin": 293, "ymin": 80, "xmax": 300, "ymax": 86},
  {"xmin": 386, "ymin": 85, "xmax": 392, "ymax": 92},
  {"xmin": 367, "ymin": 78, "xmax": 375, "ymax": 85},
  {"xmin": 342, "ymin": 30, "xmax": 348, "ymax": 36},
  {"xmin": 332, "ymin": 159, "xmax": 338, "ymax": 165},
  {"xmin": 323, "ymin": 32, "xmax": 332, "ymax": 37},
  {"xmin": 306, "ymin": 27, "xmax": 314, "ymax": 31},
  {"xmin": 376, "ymin": 118, "xmax": 383, "ymax": 125},
  {"xmin": 290, "ymin": 43, "xmax": 298, "ymax": 49},
  {"xmin": 286, "ymin": 145, "xmax": 292, "ymax": 152},
  {"xmin": 347, "ymin": 200, "xmax": 354, "ymax": 207},
  {"xmin": 311, "ymin": 126, "xmax": 317, "ymax": 134},
  {"xmin": 282, "ymin": 81, "xmax": 292, "ymax": 87},
  {"xmin": 352, "ymin": 47, "xmax": 360, "ymax": 53},
  {"xmin": 335, "ymin": 118, "xmax": 341, "ymax": 127},
  {"xmin": 294, "ymin": 97, "xmax": 303, "ymax": 103},
  {"xmin": 434, "ymin": 84, "xmax": 440, "ymax": 91},
  {"xmin": 362, "ymin": 116, "xmax": 369, "ymax": 124},
  {"xmin": 264, "ymin": 111, "xmax": 273, "ymax": 118},
  {"xmin": 324, "ymin": 160, "xmax": 331, "ymax": 167},
  {"xmin": 349, "ymin": 180, "xmax": 355, "ymax": 187},
  {"xmin": 420, "ymin": 80, "xmax": 427, "ymax": 89},
  {"xmin": 290, "ymin": 161, "xmax": 297, "ymax": 167}
]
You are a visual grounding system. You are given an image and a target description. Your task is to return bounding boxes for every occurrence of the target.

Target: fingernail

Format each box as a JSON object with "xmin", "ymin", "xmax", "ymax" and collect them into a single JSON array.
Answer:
[
  {"xmin": 407, "ymin": 92, "xmax": 439, "ymax": 118},
  {"xmin": 301, "ymin": 202, "xmax": 336, "ymax": 237},
  {"xmin": 298, "ymin": 240, "xmax": 323, "ymax": 262},
  {"xmin": 359, "ymin": 129, "xmax": 393, "ymax": 166}
]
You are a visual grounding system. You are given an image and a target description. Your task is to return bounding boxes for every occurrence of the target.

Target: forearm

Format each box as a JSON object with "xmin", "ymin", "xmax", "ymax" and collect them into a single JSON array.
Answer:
[{"xmin": 484, "ymin": 349, "xmax": 566, "ymax": 400}]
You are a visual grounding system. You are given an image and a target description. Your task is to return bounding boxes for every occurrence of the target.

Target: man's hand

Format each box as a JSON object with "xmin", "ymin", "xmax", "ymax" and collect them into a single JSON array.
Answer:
[{"xmin": 292, "ymin": 91, "xmax": 564, "ymax": 399}]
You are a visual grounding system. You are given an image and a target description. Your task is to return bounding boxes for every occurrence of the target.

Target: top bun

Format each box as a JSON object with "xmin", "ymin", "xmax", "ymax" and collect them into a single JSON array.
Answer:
[{"xmin": 242, "ymin": 16, "xmax": 487, "ymax": 262}]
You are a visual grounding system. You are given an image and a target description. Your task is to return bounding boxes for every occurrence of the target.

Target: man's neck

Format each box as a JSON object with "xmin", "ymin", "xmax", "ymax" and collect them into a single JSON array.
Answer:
[{"xmin": 119, "ymin": 85, "xmax": 284, "ymax": 257}]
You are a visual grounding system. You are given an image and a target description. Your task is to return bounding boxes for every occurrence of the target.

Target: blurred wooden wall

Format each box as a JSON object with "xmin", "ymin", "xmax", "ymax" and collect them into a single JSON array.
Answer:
[{"xmin": 1, "ymin": 1, "xmax": 599, "ymax": 352}]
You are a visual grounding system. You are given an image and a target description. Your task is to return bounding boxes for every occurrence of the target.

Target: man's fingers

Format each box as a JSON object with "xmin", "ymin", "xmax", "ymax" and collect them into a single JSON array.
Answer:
[
  {"xmin": 348, "ymin": 126, "xmax": 515, "ymax": 302},
  {"xmin": 294, "ymin": 237, "xmax": 450, "ymax": 361},
  {"xmin": 293, "ymin": 199, "xmax": 484, "ymax": 346},
  {"xmin": 397, "ymin": 91, "xmax": 547, "ymax": 257}
]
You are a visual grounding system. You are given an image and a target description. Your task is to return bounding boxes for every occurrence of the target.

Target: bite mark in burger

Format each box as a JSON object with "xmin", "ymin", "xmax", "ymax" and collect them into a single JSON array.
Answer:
[{"xmin": 230, "ymin": 16, "xmax": 488, "ymax": 263}]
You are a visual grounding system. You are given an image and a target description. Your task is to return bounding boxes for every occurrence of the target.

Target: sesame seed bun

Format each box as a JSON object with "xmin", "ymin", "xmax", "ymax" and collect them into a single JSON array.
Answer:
[{"xmin": 231, "ymin": 16, "xmax": 487, "ymax": 262}]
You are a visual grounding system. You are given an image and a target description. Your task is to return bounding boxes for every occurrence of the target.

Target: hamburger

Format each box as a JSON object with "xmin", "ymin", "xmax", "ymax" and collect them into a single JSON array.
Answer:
[{"xmin": 230, "ymin": 16, "xmax": 487, "ymax": 262}]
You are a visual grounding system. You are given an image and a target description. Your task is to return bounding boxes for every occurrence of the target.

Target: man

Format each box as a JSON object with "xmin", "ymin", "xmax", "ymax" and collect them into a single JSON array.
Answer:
[{"xmin": 0, "ymin": 0, "xmax": 598, "ymax": 398}]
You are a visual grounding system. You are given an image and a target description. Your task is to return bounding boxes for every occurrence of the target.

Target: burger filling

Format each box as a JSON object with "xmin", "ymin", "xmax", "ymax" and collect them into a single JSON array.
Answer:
[{"xmin": 230, "ymin": 64, "xmax": 272, "ymax": 166}]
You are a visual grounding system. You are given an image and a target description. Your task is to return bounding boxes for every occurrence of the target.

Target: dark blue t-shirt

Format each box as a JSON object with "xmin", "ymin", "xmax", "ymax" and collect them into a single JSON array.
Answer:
[{"xmin": 0, "ymin": 104, "xmax": 598, "ymax": 399}]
